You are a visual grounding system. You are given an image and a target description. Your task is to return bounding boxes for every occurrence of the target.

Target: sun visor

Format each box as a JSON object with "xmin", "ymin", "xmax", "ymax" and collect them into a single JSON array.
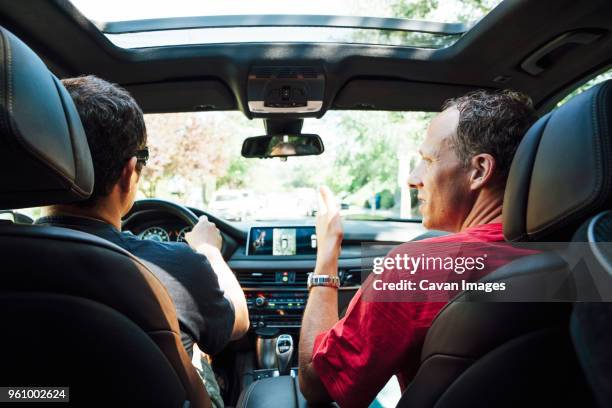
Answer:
[
  {"xmin": 333, "ymin": 79, "xmax": 482, "ymax": 111},
  {"xmin": 126, "ymin": 80, "xmax": 236, "ymax": 113}
]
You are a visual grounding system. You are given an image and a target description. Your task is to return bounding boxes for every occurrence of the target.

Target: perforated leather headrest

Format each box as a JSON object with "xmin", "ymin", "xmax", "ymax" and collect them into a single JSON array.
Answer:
[
  {"xmin": 504, "ymin": 80, "xmax": 612, "ymax": 241},
  {"xmin": 0, "ymin": 26, "xmax": 93, "ymax": 209}
]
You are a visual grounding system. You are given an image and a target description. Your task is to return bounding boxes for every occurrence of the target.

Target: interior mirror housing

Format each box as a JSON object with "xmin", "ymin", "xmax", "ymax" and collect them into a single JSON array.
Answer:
[{"xmin": 241, "ymin": 134, "xmax": 324, "ymax": 158}]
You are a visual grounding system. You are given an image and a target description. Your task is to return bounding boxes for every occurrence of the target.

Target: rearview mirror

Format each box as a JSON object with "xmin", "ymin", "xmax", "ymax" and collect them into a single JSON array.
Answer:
[{"xmin": 241, "ymin": 134, "xmax": 324, "ymax": 159}]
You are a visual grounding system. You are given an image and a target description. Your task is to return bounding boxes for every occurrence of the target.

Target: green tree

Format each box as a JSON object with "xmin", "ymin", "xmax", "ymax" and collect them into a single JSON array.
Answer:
[
  {"xmin": 326, "ymin": 110, "xmax": 432, "ymax": 206},
  {"xmin": 217, "ymin": 156, "xmax": 253, "ymax": 189},
  {"xmin": 327, "ymin": 0, "xmax": 501, "ymax": 208},
  {"xmin": 391, "ymin": 0, "xmax": 438, "ymax": 20},
  {"xmin": 141, "ymin": 113, "xmax": 235, "ymax": 197}
]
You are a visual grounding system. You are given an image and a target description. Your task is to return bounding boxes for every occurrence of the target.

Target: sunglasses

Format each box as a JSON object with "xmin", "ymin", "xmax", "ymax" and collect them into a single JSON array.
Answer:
[{"xmin": 135, "ymin": 147, "xmax": 149, "ymax": 166}]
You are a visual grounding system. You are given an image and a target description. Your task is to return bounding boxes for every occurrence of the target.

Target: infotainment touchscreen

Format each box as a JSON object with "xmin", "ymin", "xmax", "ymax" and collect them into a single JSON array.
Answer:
[{"xmin": 247, "ymin": 227, "xmax": 317, "ymax": 256}]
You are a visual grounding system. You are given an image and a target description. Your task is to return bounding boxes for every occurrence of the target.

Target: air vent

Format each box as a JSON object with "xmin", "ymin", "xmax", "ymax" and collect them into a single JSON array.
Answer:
[
  {"xmin": 294, "ymin": 273, "xmax": 308, "ymax": 284},
  {"xmin": 237, "ymin": 271, "xmax": 276, "ymax": 285},
  {"xmin": 237, "ymin": 270, "xmax": 308, "ymax": 285},
  {"xmin": 253, "ymin": 67, "xmax": 275, "ymax": 78},
  {"xmin": 278, "ymin": 68, "xmax": 298, "ymax": 78},
  {"xmin": 300, "ymin": 67, "xmax": 317, "ymax": 79}
]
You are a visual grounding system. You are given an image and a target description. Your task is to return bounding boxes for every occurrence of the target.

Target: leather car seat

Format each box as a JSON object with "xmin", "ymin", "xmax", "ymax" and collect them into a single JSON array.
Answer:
[
  {"xmin": 568, "ymin": 210, "xmax": 612, "ymax": 406},
  {"xmin": 0, "ymin": 26, "xmax": 211, "ymax": 407},
  {"xmin": 397, "ymin": 81, "xmax": 612, "ymax": 407}
]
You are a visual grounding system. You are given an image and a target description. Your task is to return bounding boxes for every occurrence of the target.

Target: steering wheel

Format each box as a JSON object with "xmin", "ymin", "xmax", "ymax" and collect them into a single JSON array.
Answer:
[
  {"xmin": 123, "ymin": 198, "xmax": 200, "ymax": 228},
  {"xmin": 122, "ymin": 198, "xmax": 245, "ymax": 259}
]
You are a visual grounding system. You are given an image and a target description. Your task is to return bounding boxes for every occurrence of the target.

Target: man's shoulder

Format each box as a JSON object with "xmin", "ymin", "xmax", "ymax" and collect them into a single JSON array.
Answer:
[
  {"xmin": 123, "ymin": 238, "xmax": 216, "ymax": 285},
  {"xmin": 124, "ymin": 235, "xmax": 202, "ymax": 260},
  {"xmin": 390, "ymin": 223, "xmax": 504, "ymax": 255}
]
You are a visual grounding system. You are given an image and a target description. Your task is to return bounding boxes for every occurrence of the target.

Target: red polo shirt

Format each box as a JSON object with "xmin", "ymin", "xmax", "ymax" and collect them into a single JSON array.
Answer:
[{"xmin": 311, "ymin": 223, "xmax": 528, "ymax": 408}]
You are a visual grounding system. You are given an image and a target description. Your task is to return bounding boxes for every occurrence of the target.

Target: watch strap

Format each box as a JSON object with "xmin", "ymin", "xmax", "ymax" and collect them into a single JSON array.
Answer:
[{"xmin": 307, "ymin": 272, "xmax": 340, "ymax": 289}]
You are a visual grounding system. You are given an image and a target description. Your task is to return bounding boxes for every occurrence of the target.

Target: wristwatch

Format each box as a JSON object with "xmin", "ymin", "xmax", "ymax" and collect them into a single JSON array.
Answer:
[{"xmin": 307, "ymin": 272, "xmax": 340, "ymax": 290}]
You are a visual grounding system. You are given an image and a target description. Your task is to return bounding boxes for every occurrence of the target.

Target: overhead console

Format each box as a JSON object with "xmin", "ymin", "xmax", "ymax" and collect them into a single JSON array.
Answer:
[{"xmin": 247, "ymin": 66, "xmax": 325, "ymax": 117}]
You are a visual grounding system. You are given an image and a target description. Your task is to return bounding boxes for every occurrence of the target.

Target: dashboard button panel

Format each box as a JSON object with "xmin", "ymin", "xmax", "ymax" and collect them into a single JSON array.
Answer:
[{"xmin": 245, "ymin": 290, "xmax": 307, "ymax": 329}]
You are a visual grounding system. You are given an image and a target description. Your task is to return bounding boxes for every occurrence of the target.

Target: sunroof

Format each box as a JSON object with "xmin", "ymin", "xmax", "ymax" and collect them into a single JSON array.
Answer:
[
  {"xmin": 102, "ymin": 18, "xmax": 466, "ymax": 49},
  {"xmin": 69, "ymin": 0, "xmax": 502, "ymax": 49}
]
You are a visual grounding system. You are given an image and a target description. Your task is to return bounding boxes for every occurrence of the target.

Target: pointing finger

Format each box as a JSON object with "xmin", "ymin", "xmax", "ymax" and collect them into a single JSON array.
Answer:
[
  {"xmin": 320, "ymin": 185, "xmax": 338, "ymax": 214},
  {"xmin": 318, "ymin": 186, "xmax": 329, "ymax": 215}
]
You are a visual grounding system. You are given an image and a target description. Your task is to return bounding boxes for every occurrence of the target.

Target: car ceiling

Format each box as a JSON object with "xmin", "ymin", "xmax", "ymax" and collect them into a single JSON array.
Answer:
[{"xmin": 1, "ymin": 0, "xmax": 612, "ymax": 118}]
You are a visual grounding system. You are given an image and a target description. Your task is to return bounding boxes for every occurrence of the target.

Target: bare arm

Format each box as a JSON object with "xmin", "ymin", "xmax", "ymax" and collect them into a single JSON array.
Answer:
[
  {"xmin": 298, "ymin": 187, "xmax": 343, "ymax": 403},
  {"xmin": 298, "ymin": 263, "xmax": 339, "ymax": 403},
  {"xmin": 186, "ymin": 216, "xmax": 250, "ymax": 340},
  {"xmin": 197, "ymin": 245, "xmax": 250, "ymax": 340}
]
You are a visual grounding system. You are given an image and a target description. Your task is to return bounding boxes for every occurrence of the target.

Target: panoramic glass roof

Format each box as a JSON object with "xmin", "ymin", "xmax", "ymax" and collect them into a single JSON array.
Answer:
[{"xmin": 69, "ymin": 0, "xmax": 502, "ymax": 49}]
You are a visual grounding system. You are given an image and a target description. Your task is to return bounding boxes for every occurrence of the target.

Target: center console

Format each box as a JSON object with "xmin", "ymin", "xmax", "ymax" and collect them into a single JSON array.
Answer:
[
  {"xmin": 237, "ymin": 328, "xmax": 334, "ymax": 408},
  {"xmin": 234, "ymin": 225, "xmax": 354, "ymax": 407},
  {"xmin": 239, "ymin": 229, "xmax": 312, "ymax": 328},
  {"xmin": 245, "ymin": 288, "xmax": 307, "ymax": 329}
]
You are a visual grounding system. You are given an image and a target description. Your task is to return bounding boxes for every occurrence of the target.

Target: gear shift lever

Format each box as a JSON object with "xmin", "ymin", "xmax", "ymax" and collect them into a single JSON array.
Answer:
[{"xmin": 275, "ymin": 334, "xmax": 293, "ymax": 375}]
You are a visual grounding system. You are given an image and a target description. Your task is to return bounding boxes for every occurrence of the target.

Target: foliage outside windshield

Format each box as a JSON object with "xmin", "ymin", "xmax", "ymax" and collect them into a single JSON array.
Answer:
[
  {"xmin": 140, "ymin": 111, "xmax": 431, "ymax": 222},
  {"xmin": 73, "ymin": 0, "xmax": 502, "ymax": 49},
  {"xmin": 73, "ymin": 0, "xmax": 500, "ymax": 24},
  {"xmin": 17, "ymin": 0, "xmax": 503, "ymax": 225}
]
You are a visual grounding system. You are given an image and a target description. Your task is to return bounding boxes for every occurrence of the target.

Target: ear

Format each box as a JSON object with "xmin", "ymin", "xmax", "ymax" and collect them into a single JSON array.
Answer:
[
  {"xmin": 468, "ymin": 153, "xmax": 496, "ymax": 191},
  {"xmin": 118, "ymin": 157, "xmax": 138, "ymax": 193}
]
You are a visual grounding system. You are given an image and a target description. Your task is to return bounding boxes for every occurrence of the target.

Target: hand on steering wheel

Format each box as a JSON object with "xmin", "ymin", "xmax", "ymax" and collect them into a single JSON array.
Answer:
[
  {"xmin": 123, "ymin": 198, "xmax": 236, "ymax": 257},
  {"xmin": 184, "ymin": 215, "xmax": 223, "ymax": 253}
]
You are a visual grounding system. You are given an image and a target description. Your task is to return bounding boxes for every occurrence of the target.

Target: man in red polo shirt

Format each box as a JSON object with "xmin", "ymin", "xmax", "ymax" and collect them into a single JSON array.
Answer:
[{"xmin": 298, "ymin": 91, "xmax": 538, "ymax": 407}]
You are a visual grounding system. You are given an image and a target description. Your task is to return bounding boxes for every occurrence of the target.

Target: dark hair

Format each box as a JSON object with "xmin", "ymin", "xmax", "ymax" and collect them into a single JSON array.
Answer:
[
  {"xmin": 61, "ymin": 75, "xmax": 147, "ymax": 206},
  {"xmin": 442, "ymin": 90, "xmax": 537, "ymax": 183}
]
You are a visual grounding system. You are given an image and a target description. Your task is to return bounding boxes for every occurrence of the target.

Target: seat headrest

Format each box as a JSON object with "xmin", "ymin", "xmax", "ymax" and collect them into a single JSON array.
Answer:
[
  {"xmin": 504, "ymin": 80, "xmax": 612, "ymax": 241},
  {"xmin": 0, "ymin": 26, "xmax": 93, "ymax": 210}
]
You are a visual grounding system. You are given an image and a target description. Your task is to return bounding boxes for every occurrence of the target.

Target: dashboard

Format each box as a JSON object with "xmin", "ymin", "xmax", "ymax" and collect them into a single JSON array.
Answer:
[
  {"xmin": 138, "ymin": 224, "xmax": 192, "ymax": 243},
  {"xmin": 247, "ymin": 226, "xmax": 317, "ymax": 256},
  {"xmin": 123, "ymin": 206, "xmax": 428, "ymax": 331}
]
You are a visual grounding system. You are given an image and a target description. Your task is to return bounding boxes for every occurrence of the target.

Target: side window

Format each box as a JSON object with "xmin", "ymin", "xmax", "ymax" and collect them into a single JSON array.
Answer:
[{"xmin": 557, "ymin": 69, "xmax": 612, "ymax": 107}]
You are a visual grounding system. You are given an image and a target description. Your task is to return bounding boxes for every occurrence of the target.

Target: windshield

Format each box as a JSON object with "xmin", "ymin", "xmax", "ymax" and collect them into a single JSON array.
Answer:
[{"xmin": 140, "ymin": 111, "xmax": 431, "ymax": 222}]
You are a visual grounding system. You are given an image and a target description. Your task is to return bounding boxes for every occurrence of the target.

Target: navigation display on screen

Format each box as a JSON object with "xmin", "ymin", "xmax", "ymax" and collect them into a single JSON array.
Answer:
[{"xmin": 247, "ymin": 227, "xmax": 317, "ymax": 256}]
